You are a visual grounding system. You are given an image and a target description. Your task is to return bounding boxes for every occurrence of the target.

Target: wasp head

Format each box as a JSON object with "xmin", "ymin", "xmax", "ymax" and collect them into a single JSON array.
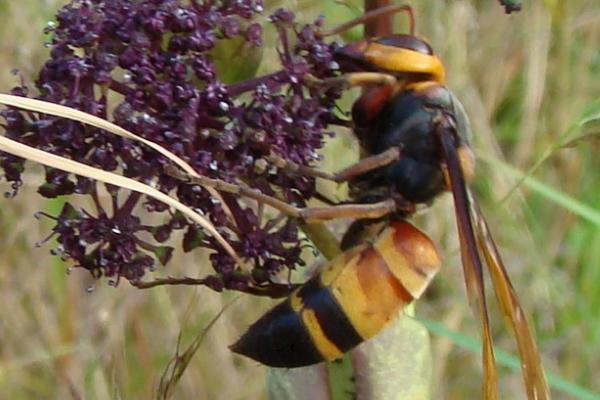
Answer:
[{"xmin": 334, "ymin": 34, "xmax": 445, "ymax": 83}]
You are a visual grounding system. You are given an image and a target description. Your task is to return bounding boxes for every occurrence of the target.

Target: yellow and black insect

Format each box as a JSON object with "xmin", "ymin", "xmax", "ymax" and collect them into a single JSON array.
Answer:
[
  {"xmin": 226, "ymin": 5, "xmax": 548, "ymax": 399},
  {"xmin": 231, "ymin": 220, "xmax": 440, "ymax": 367}
]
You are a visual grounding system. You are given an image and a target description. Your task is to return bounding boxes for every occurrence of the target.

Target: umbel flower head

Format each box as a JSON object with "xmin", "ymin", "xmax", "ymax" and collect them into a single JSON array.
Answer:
[{"xmin": 0, "ymin": 0, "xmax": 342, "ymax": 291}]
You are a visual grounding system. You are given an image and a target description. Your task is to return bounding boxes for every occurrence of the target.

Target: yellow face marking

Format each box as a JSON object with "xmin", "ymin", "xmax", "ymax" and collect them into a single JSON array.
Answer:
[
  {"xmin": 373, "ymin": 228, "xmax": 436, "ymax": 298},
  {"xmin": 364, "ymin": 44, "xmax": 446, "ymax": 83},
  {"xmin": 319, "ymin": 247, "xmax": 408, "ymax": 339}
]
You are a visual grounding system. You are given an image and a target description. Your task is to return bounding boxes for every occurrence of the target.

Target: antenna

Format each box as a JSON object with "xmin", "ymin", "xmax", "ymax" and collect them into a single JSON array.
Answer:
[{"xmin": 317, "ymin": 4, "xmax": 415, "ymax": 38}]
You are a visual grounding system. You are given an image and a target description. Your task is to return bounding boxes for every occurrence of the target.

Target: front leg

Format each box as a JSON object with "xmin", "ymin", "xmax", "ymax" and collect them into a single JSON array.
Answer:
[
  {"xmin": 298, "ymin": 199, "xmax": 397, "ymax": 223},
  {"xmin": 306, "ymin": 71, "xmax": 397, "ymax": 91},
  {"xmin": 165, "ymin": 164, "xmax": 398, "ymax": 222},
  {"xmin": 267, "ymin": 146, "xmax": 401, "ymax": 183}
]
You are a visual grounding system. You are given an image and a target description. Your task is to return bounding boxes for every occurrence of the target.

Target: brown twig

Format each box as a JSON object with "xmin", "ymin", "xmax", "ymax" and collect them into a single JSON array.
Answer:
[
  {"xmin": 364, "ymin": 0, "xmax": 392, "ymax": 37},
  {"xmin": 131, "ymin": 276, "xmax": 299, "ymax": 298}
]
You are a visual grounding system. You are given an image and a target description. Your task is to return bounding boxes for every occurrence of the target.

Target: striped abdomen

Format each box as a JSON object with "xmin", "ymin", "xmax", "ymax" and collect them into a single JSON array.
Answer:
[{"xmin": 230, "ymin": 220, "xmax": 441, "ymax": 367}]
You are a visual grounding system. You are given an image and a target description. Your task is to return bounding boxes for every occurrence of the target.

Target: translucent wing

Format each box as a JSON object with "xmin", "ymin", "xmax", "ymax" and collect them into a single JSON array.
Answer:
[
  {"xmin": 468, "ymin": 191, "xmax": 550, "ymax": 399},
  {"xmin": 439, "ymin": 118, "xmax": 549, "ymax": 399},
  {"xmin": 439, "ymin": 129, "xmax": 498, "ymax": 399}
]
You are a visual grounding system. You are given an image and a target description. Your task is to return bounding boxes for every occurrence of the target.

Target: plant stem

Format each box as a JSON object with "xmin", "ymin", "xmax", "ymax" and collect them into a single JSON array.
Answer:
[{"xmin": 364, "ymin": 0, "xmax": 392, "ymax": 37}]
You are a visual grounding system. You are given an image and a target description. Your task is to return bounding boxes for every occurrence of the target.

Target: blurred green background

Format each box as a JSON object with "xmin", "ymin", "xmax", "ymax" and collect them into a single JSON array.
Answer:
[{"xmin": 0, "ymin": 0, "xmax": 599, "ymax": 399}]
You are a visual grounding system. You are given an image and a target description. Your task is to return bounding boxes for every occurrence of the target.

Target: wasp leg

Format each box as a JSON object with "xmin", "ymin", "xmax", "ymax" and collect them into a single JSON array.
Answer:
[
  {"xmin": 332, "ymin": 147, "xmax": 401, "ymax": 181},
  {"xmin": 345, "ymin": 72, "xmax": 397, "ymax": 88},
  {"xmin": 298, "ymin": 199, "xmax": 397, "ymax": 223},
  {"xmin": 166, "ymin": 167, "xmax": 397, "ymax": 222},
  {"xmin": 267, "ymin": 147, "xmax": 401, "ymax": 183},
  {"xmin": 317, "ymin": 4, "xmax": 415, "ymax": 37},
  {"xmin": 308, "ymin": 72, "xmax": 397, "ymax": 91},
  {"xmin": 165, "ymin": 164, "xmax": 302, "ymax": 217}
]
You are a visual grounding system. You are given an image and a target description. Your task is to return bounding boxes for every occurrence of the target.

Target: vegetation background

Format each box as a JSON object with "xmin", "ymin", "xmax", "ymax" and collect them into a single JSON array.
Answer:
[{"xmin": 0, "ymin": 0, "xmax": 598, "ymax": 399}]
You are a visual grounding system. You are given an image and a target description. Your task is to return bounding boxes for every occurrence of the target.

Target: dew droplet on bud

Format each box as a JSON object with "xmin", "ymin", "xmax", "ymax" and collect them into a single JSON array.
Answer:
[{"xmin": 218, "ymin": 101, "xmax": 230, "ymax": 112}]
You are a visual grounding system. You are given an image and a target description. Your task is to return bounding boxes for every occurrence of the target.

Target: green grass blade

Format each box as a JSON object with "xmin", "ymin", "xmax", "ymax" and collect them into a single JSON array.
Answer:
[
  {"xmin": 479, "ymin": 154, "xmax": 600, "ymax": 227},
  {"xmin": 417, "ymin": 317, "xmax": 600, "ymax": 400},
  {"xmin": 497, "ymin": 97, "xmax": 600, "ymax": 203}
]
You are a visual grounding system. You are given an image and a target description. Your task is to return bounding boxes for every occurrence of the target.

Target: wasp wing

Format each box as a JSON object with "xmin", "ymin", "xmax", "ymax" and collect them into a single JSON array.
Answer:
[
  {"xmin": 468, "ymin": 191, "xmax": 550, "ymax": 399},
  {"xmin": 439, "ymin": 130, "xmax": 498, "ymax": 399}
]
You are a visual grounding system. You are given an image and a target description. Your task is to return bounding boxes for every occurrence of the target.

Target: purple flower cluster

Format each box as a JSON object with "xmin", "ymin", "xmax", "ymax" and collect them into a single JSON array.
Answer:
[{"xmin": 0, "ymin": 0, "xmax": 341, "ymax": 292}]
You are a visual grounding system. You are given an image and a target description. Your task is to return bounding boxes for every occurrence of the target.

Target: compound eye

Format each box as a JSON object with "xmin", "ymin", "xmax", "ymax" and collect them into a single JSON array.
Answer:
[{"xmin": 375, "ymin": 34, "xmax": 433, "ymax": 55}]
